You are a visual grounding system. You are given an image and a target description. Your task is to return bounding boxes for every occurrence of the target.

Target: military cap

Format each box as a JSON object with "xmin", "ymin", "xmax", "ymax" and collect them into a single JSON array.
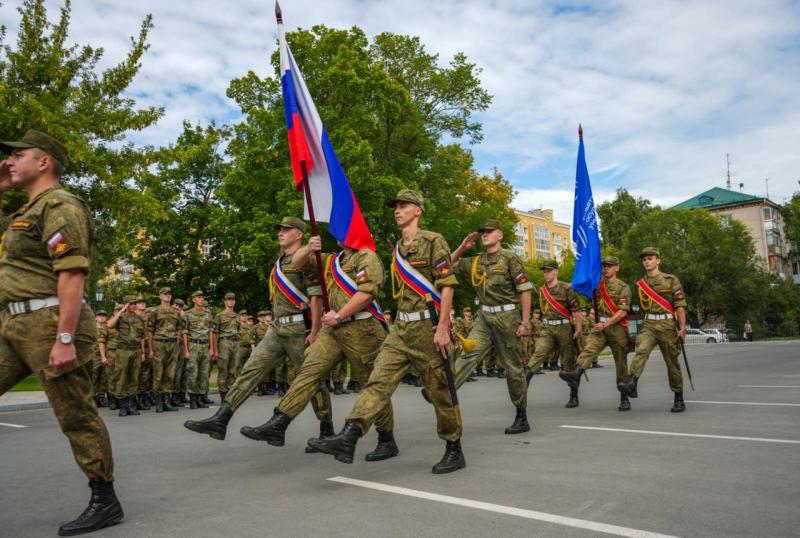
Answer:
[
  {"xmin": 639, "ymin": 247, "xmax": 660, "ymax": 258},
  {"xmin": 238, "ymin": 309, "xmax": 248, "ymax": 315},
  {"xmin": 173, "ymin": 298, "xmax": 185, "ymax": 306},
  {"xmin": 191, "ymin": 290, "xmax": 204, "ymax": 298},
  {"xmin": 257, "ymin": 310, "xmax": 268, "ymax": 317},
  {"xmin": 134, "ymin": 295, "xmax": 145, "ymax": 303},
  {"xmin": 601, "ymin": 255, "xmax": 620, "ymax": 265},
  {"xmin": 273, "ymin": 216, "xmax": 306, "ymax": 233},
  {"xmin": 385, "ymin": 189, "xmax": 425, "ymax": 211},
  {"xmin": 477, "ymin": 219, "xmax": 503, "ymax": 232},
  {"xmin": 264, "ymin": 310, "xmax": 274, "ymax": 316},
  {"xmin": 114, "ymin": 303, "xmax": 124, "ymax": 310},
  {"xmin": 224, "ymin": 292, "xmax": 236, "ymax": 300},
  {"xmin": 533, "ymin": 308, "xmax": 541, "ymax": 314},
  {"xmin": 539, "ymin": 259, "xmax": 559, "ymax": 270},
  {"xmin": 462, "ymin": 307, "xmax": 472, "ymax": 313},
  {"xmin": 0, "ymin": 129, "xmax": 69, "ymax": 167},
  {"xmin": 123, "ymin": 295, "xmax": 136, "ymax": 303},
  {"xmin": 159, "ymin": 286, "xmax": 172, "ymax": 295},
  {"xmin": 96, "ymin": 310, "xmax": 108, "ymax": 316}
]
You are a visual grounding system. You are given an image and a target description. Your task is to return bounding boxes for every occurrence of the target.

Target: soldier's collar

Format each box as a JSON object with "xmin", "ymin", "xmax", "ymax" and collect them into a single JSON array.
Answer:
[{"xmin": 20, "ymin": 185, "xmax": 62, "ymax": 212}]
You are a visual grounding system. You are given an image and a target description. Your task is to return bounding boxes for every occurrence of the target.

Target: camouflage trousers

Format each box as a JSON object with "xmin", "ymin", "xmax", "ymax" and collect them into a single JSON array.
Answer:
[
  {"xmin": 173, "ymin": 350, "xmax": 188, "ymax": 393},
  {"xmin": 330, "ymin": 358, "xmax": 348, "ymax": 384},
  {"xmin": 630, "ymin": 320, "xmax": 683, "ymax": 392},
  {"xmin": 152, "ymin": 339, "xmax": 179, "ymax": 393},
  {"xmin": 92, "ymin": 353, "xmax": 108, "ymax": 394},
  {"xmin": 528, "ymin": 322, "xmax": 577, "ymax": 372},
  {"xmin": 185, "ymin": 341, "xmax": 211, "ymax": 395},
  {"xmin": 577, "ymin": 324, "xmax": 629, "ymax": 383},
  {"xmin": 138, "ymin": 356, "xmax": 152, "ymax": 393},
  {"xmin": 0, "ymin": 305, "xmax": 114, "ymax": 482},
  {"xmin": 226, "ymin": 321, "xmax": 331, "ymax": 422},
  {"xmin": 453, "ymin": 310, "xmax": 527, "ymax": 409},
  {"xmin": 111, "ymin": 347, "xmax": 142, "ymax": 398},
  {"xmin": 347, "ymin": 317, "xmax": 461, "ymax": 442},
  {"xmin": 279, "ymin": 318, "xmax": 391, "ymax": 430},
  {"xmin": 237, "ymin": 345, "xmax": 251, "ymax": 380},
  {"xmin": 216, "ymin": 338, "xmax": 239, "ymax": 392}
]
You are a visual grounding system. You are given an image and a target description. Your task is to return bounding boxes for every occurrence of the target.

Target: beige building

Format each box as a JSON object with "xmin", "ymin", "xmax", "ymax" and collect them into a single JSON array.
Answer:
[
  {"xmin": 513, "ymin": 209, "xmax": 571, "ymax": 261},
  {"xmin": 675, "ymin": 187, "xmax": 792, "ymax": 279}
]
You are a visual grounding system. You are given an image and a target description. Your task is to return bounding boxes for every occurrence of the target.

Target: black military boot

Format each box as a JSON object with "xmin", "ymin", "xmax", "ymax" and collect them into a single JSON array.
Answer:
[
  {"xmin": 365, "ymin": 429, "xmax": 399, "ymax": 461},
  {"xmin": 413, "ymin": 376, "xmax": 423, "ymax": 387},
  {"xmin": 324, "ymin": 379, "xmax": 333, "ymax": 391},
  {"xmin": 147, "ymin": 392, "xmax": 156, "ymax": 406},
  {"xmin": 57, "ymin": 480, "xmax": 124, "ymax": 536},
  {"xmin": 347, "ymin": 379, "xmax": 360, "ymax": 393},
  {"xmin": 618, "ymin": 374, "xmax": 638, "ymax": 398},
  {"xmin": 504, "ymin": 407, "xmax": 530, "ymax": 434},
  {"xmin": 240, "ymin": 407, "xmax": 293, "ymax": 446},
  {"xmin": 154, "ymin": 393, "xmax": 164, "ymax": 413},
  {"xmin": 670, "ymin": 391, "xmax": 686, "ymax": 413},
  {"xmin": 117, "ymin": 397, "xmax": 129, "ymax": 417},
  {"xmin": 306, "ymin": 421, "xmax": 362, "ymax": 463},
  {"xmin": 306, "ymin": 420, "xmax": 335, "ymax": 453},
  {"xmin": 127, "ymin": 396, "xmax": 140, "ymax": 416},
  {"xmin": 432, "ymin": 440, "xmax": 466, "ymax": 474},
  {"xmin": 486, "ymin": 367, "xmax": 496, "ymax": 377},
  {"xmin": 218, "ymin": 390, "xmax": 227, "ymax": 405},
  {"xmin": 497, "ymin": 369, "xmax": 507, "ymax": 379},
  {"xmin": 189, "ymin": 394, "xmax": 198, "ymax": 410},
  {"xmin": 550, "ymin": 362, "xmax": 560, "ymax": 371},
  {"xmin": 171, "ymin": 393, "xmax": 185, "ymax": 408},
  {"xmin": 476, "ymin": 366, "xmax": 486, "ymax": 376},
  {"xmin": 137, "ymin": 394, "xmax": 151, "ymax": 411},
  {"xmin": 201, "ymin": 393, "xmax": 214, "ymax": 405},
  {"xmin": 276, "ymin": 383, "xmax": 286, "ymax": 397},
  {"xmin": 180, "ymin": 391, "xmax": 190, "ymax": 403},
  {"xmin": 265, "ymin": 382, "xmax": 276, "ymax": 395},
  {"xmin": 196, "ymin": 394, "xmax": 209, "ymax": 409},
  {"xmin": 619, "ymin": 393, "xmax": 631, "ymax": 411},
  {"xmin": 559, "ymin": 365, "xmax": 584, "ymax": 389},
  {"xmin": 566, "ymin": 386, "xmax": 579, "ymax": 408},
  {"xmin": 333, "ymin": 382, "xmax": 345, "ymax": 395},
  {"xmin": 108, "ymin": 396, "xmax": 118, "ymax": 411},
  {"xmin": 162, "ymin": 393, "xmax": 178, "ymax": 412},
  {"xmin": 184, "ymin": 403, "xmax": 234, "ymax": 440},
  {"xmin": 97, "ymin": 394, "xmax": 108, "ymax": 408}
]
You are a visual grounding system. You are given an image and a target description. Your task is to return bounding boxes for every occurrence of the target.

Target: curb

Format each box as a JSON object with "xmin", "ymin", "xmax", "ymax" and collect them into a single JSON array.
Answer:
[{"xmin": 1, "ymin": 388, "xmax": 221, "ymax": 413}]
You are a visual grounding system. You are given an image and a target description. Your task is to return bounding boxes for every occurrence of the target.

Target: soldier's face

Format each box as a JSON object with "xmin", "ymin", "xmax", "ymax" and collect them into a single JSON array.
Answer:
[
  {"xmin": 96, "ymin": 314, "xmax": 107, "ymax": 323},
  {"xmin": 225, "ymin": 298, "xmax": 236, "ymax": 307},
  {"xmin": 135, "ymin": 301, "xmax": 146, "ymax": 312},
  {"xmin": 642, "ymin": 255, "xmax": 660, "ymax": 271},
  {"xmin": 394, "ymin": 202, "xmax": 421, "ymax": 227},
  {"xmin": 481, "ymin": 229, "xmax": 502, "ymax": 247},
  {"xmin": 542, "ymin": 268, "xmax": 558, "ymax": 283},
  {"xmin": 160, "ymin": 292, "xmax": 172, "ymax": 303},
  {"xmin": 6, "ymin": 148, "xmax": 47, "ymax": 186},
  {"xmin": 193, "ymin": 296, "xmax": 204, "ymax": 308},
  {"xmin": 464, "ymin": 312, "xmax": 472, "ymax": 321},
  {"xmin": 277, "ymin": 227, "xmax": 302, "ymax": 248},
  {"xmin": 602, "ymin": 264, "xmax": 619, "ymax": 278}
]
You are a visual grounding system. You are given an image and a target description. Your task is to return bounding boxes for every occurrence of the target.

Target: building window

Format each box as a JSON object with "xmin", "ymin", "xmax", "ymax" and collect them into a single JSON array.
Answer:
[
  {"xmin": 763, "ymin": 207, "xmax": 777, "ymax": 221},
  {"xmin": 201, "ymin": 239, "xmax": 213, "ymax": 259},
  {"xmin": 535, "ymin": 225, "xmax": 550, "ymax": 258},
  {"xmin": 719, "ymin": 214, "xmax": 732, "ymax": 227},
  {"xmin": 553, "ymin": 233, "xmax": 562, "ymax": 260}
]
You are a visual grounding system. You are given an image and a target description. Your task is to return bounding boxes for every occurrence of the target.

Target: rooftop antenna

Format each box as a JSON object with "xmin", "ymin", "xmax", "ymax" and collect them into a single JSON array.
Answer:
[
  {"xmin": 725, "ymin": 153, "xmax": 732, "ymax": 189},
  {"xmin": 765, "ymin": 177, "xmax": 769, "ymax": 199}
]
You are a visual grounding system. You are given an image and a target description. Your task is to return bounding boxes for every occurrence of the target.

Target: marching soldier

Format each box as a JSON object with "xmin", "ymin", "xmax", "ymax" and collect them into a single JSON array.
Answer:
[
  {"xmin": 93, "ymin": 310, "xmax": 110, "ymax": 408},
  {"xmin": 184, "ymin": 217, "xmax": 332, "ymax": 439},
  {"xmin": 109, "ymin": 296, "xmax": 146, "ymax": 416},
  {"xmin": 0, "ymin": 130, "xmax": 122, "ymax": 534},
  {"xmin": 182, "ymin": 291, "xmax": 214, "ymax": 409},
  {"xmin": 559, "ymin": 256, "xmax": 632, "ymax": 410},
  {"xmin": 146, "ymin": 287, "xmax": 181, "ymax": 413},
  {"xmin": 308, "ymin": 189, "xmax": 464, "ymax": 474},
  {"xmin": 448, "ymin": 219, "xmax": 533, "ymax": 434},
  {"xmin": 211, "ymin": 292, "xmax": 240, "ymax": 404},
  {"xmin": 618, "ymin": 247, "xmax": 688, "ymax": 412},
  {"xmin": 526, "ymin": 260, "xmax": 584, "ymax": 408}
]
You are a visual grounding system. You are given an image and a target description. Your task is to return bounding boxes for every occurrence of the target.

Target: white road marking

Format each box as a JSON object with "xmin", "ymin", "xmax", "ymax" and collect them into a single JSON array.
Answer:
[
  {"xmin": 0, "ymin": 422, "xmax": 26, "ymax": 429},
  {"xmin": 737, "ymin": 385, "xmax": 800, "ymax": 388},
  {"xmin": 327, "ymin": 476, "xmax": 682, "ymax": 538},
  {"xmin": 687, "ymin": 400, "xmax": 800, "ymax": 407},
  {"xmin": 560, "ymin": 425, "xmax": 800, "ymax": 445}
]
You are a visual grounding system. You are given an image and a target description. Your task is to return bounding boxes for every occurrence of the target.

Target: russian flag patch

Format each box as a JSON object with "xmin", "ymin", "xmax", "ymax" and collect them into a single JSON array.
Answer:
[{"xmin": 47, "ymin": 231, "xmax": 72, "ymax": 257}]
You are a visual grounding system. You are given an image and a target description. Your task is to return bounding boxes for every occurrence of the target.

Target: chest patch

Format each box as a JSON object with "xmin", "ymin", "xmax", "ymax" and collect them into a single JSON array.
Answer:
[{"xmin": 11, "ymin": 220, "xmax": 34, "ymax": 230}]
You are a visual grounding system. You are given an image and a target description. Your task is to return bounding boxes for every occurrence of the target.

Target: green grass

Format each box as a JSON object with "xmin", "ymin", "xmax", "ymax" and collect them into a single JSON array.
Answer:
[{"xmin": 10, "ymin": 376, "xmax": 42, "ymax": 392}]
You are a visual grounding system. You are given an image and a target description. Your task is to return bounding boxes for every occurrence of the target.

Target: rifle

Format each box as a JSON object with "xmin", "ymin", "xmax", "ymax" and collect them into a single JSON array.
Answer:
[{"xmin": 424, "ymin": 294, "xmax": 462, "ymax": 429}]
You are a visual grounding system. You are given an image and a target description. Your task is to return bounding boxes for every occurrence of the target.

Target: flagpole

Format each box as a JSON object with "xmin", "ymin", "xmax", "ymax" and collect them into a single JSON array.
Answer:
[
  {"xmin": 579, "ymin": 124, "xmax": 594, "ymax": 382},
  {"xmin": 301, "ymin": 161, "xmax": 331, "ymax": 312}
]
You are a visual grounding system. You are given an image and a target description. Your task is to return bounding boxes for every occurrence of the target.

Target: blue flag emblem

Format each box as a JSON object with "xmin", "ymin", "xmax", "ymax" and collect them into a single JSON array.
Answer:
[{"xmin": 571, "ymin": 126, "xmax": 602, "ymax": 297}]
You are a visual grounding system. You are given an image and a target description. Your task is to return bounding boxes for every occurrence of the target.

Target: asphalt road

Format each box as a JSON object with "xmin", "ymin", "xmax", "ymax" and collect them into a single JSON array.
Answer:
[{"xmin": 1, "ymin": 341, "xmax": 799, "ymax": 538}]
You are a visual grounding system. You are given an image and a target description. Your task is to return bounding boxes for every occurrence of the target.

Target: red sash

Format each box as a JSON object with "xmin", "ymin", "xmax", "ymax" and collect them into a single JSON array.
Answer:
[
  {"xmin": 541, "ymin": 285, "xmax": 572, "ymax": 319},
  {"xmin": 599, "ymin": 281, "xmax": 628, "ymax": 328},
  {"xmin": 636, "ymin": 278, "xmax": 674, "ymax": 315}
]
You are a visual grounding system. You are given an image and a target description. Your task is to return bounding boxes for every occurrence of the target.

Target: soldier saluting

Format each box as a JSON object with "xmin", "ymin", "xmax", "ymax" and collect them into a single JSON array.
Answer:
[{"xmin": 618, "ymin": 247, "xmax": 688, "ymax": 412}]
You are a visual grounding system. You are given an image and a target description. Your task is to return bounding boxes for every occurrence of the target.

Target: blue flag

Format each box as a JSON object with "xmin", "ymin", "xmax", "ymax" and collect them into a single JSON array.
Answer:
[{"xmin": 570, "ymin": 126, "xmax": 602, "ymax": 297}]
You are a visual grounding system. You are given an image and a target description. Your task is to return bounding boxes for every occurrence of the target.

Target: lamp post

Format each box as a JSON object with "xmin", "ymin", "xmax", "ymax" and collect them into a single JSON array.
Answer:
[{"xmin": 95, "ymin": 287, "xmax": 105, "ymax": 307}]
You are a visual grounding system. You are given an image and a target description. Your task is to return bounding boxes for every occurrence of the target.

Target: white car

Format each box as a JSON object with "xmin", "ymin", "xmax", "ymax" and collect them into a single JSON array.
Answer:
[
  {"xmin": 701, "ymin": 329, "xmax": 728, "ymax": 343},
  {"xmin": 685, "ymin": 328, "xmax": 719, "ymax": 344}
]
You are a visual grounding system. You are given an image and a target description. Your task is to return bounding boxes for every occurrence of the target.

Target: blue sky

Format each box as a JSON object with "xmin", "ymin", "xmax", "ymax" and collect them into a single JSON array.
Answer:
[{"xmin": 2, "ymin": 0, "xmax": 799, "ymax": 224}]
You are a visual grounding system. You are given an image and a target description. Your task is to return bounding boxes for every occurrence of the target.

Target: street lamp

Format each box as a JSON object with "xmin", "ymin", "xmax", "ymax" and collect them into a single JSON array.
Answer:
[{"xmin": 95, "ymin": 287, "xmax": 105, "ymax": 305}]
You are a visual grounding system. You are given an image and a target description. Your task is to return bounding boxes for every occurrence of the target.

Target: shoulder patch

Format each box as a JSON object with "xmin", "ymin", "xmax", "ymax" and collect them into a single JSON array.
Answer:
[
  {"xmin": 435, "ymin": 257, "xmax": 452, "ymax": 276},
  {"xmin": 356, "ymin": 269, "xmax": 368, "ymax": 284},
  {"xmin": 47, "ymin": 231, "xmax": 73, "ymax": 257},
  {"xmin": 515, "ymin": 272, "xmax": 528, "ymax": 284}
]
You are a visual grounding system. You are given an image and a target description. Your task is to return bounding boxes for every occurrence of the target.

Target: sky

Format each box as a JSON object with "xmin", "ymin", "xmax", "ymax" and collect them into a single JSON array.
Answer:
[{"xmin": 2, "ymin": 0, "xmax": 799, "ymax": 225}]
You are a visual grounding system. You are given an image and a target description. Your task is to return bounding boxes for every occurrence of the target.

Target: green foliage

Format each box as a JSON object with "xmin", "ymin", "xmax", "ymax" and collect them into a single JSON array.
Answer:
[
  {"xmin": 782, "ymin": 191, "xmax": 800, "ymax": 249},
  {"xmin": 596, "ymin": 188, "xmax": 657, "ymax": 250}
]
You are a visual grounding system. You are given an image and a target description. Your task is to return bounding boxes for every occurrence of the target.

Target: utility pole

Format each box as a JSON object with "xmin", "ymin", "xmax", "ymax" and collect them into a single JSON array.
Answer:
[
  {"xmin": 765, "ymin": 177, "xmax": 770, "ymax": 199},
  {"xmin": 726, "ymin": 153, "xmax": 731, "ymax": 189}
]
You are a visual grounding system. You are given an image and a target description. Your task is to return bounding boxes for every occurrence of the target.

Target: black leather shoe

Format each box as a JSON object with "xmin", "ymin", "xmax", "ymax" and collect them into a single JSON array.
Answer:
[
  {"xmin": 185, "ymin": 403, "xmax": 234, "ymax": 440},
  {"xmin": 566, "ymin": 386, "xmax": 579, "ymax": 408},
  {"xmin": 58, "ymin": 480, "xmax": 124, "ymax": 536},
  {"xmin": 240, "ymin": 408, "xmax": 293, "ymax": 446},
  {"xmin": 154, "ymin": 393, "xmax": 164, "ymax": 413},
  {"xmin": 486, "ymin": 368, "xmax": 496, "ymax": 377},
  {"xmin": 365, "ymin": 429, "xmax": 399, "ymax": 461},
  {"xmin": 432, "ymin": 440, "xmax": 466, "ymax": 474},
  {"xmin": 127, "ymin": 396, "xmax": 140, "ymax": 415},
  {"xmin": 559, "ymin": 365, "xmax": 583, "ymax": 388},
  {"xmin": 196, "ymin": 394, "xmax": 209, "ymax": 409},
  {"xmin": 670, "ymin": 391, "xmax": 686, "ymax": 413},
  {"xmin": 618, "ymin": 394, "xmax": 631, "ymax": 411},
  {"xmin": 189, "ymin": 394, "xmax": 198, "ymax": 410},
  {"xmin": 117, "ymin": 398, "xmax": 129, "ymax": 417},
  {"xmin": 162, "ymin": 393, "xmax": 178, "ymax": 412},
  {"xmin": 504, "ymin": 407, "xmax": 530, "ymax": 434},
  {"xmin": 618, "ymin": 375, "xmax": 638, "ymax": 398},
  {"xmin": 137, "ymin": 394, "xmax": 151, "ymax": 411},
  {"xmin": 306, "ymin": 421, "xmax": 362, "ymax": 463},
  {"xmin": 171, "ymin": 393, "xmax": 185, "ymax": 407},
  {"xmin": 306, "ymin": 420, "xmax": 335, "ymax": 453},
  {"xmin": 201, "ymin": 394, "xmax": 214, "ymax": 405}
]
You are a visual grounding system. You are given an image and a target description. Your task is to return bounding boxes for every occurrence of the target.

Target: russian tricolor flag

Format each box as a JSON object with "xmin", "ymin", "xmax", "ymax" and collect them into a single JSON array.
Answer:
[{"xmin": 277, "ymin": 6, "xmax": 376, "ymax": 252}]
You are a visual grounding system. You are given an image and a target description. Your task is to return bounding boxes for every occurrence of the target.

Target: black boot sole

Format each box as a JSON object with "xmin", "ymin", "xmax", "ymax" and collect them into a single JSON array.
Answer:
[
  {"xmin": 183, "ymin": 421, "xmax": 226, "ymax": 440},
  {"xmin": 240, "ymin": 427, "xmax": 285, "ymax": 446},
  {"xmin": 58, "ymin": 501, "xmax": 124, "ymax": 536},
  {"xmin": 306, "ymin": 438, "xmax": 354, "ymax": 463},
  {"xmin": 365, "ymin": 445, "xmax": 399, "ymax": 461},
  {"xmin": 504, "ymin": 424, "xmax": 530, "ymax": 434},
  {"xmin": 432, "ymin": 459, "xmax": 466, "ymax": 474}
]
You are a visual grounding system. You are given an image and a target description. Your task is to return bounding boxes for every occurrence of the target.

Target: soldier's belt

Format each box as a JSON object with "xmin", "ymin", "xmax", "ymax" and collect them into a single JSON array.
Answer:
[
  {"xmin": 480, "ymin": 304, "xmax": 516, "ymax": 313},
  {"xmin": 154, "ymin": 337, "xmax": 177, "ymax": 342},
  {"xmin": 189, "ymin": 338, "xmax": 209, "ymax": 344},
  {"xmin": 396, "ymin": 310, "xmax": 431, "ymax": 322},
  {"xmin": 645, "ymin": 314, "xmax": 671, "ymax": 321},
  {"xmin": 544, "ymin": 319, "xmax": 571, "ymax": 326},
  {"xmin": 598, "ymin": 316, "xmax": 611, "ymax": 322},
  {"xmin": 7, "ymin": 296, "xmax": 84, "ymax": 316},
  {"xmin": 276, "ymin": 314, "xmax": 305, "ymax": 325},
  {"xmin": 218, "ymin": 335, "xmax": 239, "ymax": 341},
  {"xmin": 119, "ymin": 344, "xmax": 141, "ymax": 350},
  {"xmin": 339, "ymin": 311, "xmax": 373, "ymax": 324}
]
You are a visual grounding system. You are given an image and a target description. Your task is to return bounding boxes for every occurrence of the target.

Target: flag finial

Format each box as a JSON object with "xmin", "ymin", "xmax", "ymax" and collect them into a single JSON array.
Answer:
[
  {"xmin": 275, "ymin": 1, "xmax": 283, "ymax": 24},
  {"xmin": 578, "ymin": 124, "xmax": 583, "ymax": 139}
]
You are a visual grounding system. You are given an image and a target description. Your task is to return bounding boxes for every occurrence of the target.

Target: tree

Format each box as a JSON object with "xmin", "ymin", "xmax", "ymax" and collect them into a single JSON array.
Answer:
[
  {"xmin": 782, "ymin": 190, "xmax": 800, "ymax": 250},
  {"xmin": 0, "ymin": 0, "xmax": 163, "ymax": 295},
  {"xmin": 596, "ymin": 188, "xmax": 657, "ymax": 250}
]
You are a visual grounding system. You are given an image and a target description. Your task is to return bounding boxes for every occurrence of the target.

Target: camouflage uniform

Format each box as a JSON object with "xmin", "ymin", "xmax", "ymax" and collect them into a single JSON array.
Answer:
[
  {"xmin": 212, "ymin": 306, "xmax": 240, "ymax": 393},
  {"xmin": 0, "ymin": 184, "xmax": 113, "ymax": 482},
  {"xmin": 172, "ymin": 305, "xmax": 188, "ymax": 395},
  {"xmin": 147, "ymin": 304, "xmax": 182, "ymax": 394},
  {"xmin": 237, "ymin": 317, "xmax": 252, "ymax": 380},
  {"xmin": 111, "ymin": 312, "xmax": 145, "ymax": 398},
  {"xmin": 278, "ymin": 249, "xmax": 391, "ymax": 430},
  {"xmin": 346, "ymin": 229, "xmax": 461, "ymax": 442},
  {"xmin": 576, "ymin": 278, "xmax": 631, "ymax": 383},
  {"xmin": 452, "ymin": 247, "xmax": 532, "ymax": 409},
  {"xmin": 528, "ymin": 281, "xmax": 581, "ymax": 372},
  {"xmin": 183, "ymin": 306, "xmax": 213, "ymax": 396},
  {"xmin": 93, "ymin": 321, "xmax": 109, "ymax": 396}
]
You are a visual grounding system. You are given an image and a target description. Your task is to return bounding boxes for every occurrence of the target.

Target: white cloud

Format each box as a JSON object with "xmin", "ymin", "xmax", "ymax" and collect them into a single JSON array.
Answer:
[{"xmin": 1, "ymin": 0, "xmax": 798, "ymax": 225}]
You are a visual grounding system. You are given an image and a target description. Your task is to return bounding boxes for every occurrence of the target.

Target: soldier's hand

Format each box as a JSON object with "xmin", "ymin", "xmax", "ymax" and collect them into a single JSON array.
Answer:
[
  {"xmin": 184, "ymin": 350, "xmax": 191, "ymax": 361},
  {"xmin": 515, "ymin": 323, "xmax": 529, "ymax": 337},
  {"xmin": 308, "ymin": 235, "xmax": 322, "ymax": 252},
  {"xmin": 50, "ymin": 342, "xmax": 77, "ymax": 372},
  {"xmin": 461, "ymin": 231, "xmax": 479, "ymax": 251},
  {"xmin": 574, "ymin": 329, "xmax": 582, "ymax": 341},
  {"xmin": 305, "ymin": 331, "xmax": 318, "ymax": 346},
  {"xmin": 678, "ymin": 327, "xmax": 686, "ymax": 342},
  {"xmin": 321, "ymin": 310, "xmax": 339, "ymax": 328},
  {"xmin": 0, "ymin": 159, "xmax": 14, "ymax": 192},
  {"xmin": 101, "ymin": 356, "xmax": 109, "ymax": 365},
  {"xmin": 593, "ymin": 322, "xmax": 605, "ymax": 332},
  {"xmin": 148, "ymin": 350, "xmax": 155, "ymax": 360},
  {"xmin": 434, "ymin": 328, "xmax": 451, "ymax": 356}
]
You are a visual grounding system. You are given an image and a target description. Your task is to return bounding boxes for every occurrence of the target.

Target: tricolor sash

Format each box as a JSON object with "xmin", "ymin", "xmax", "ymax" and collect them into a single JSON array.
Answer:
[
  {"xmin": 330, "ymin": 252, "xmax": 386, "ymax": 323},
  {"xmin": 393, "ymin": 245, "xmax": 441, "ymax": 309},
  {"xmin": 541, "ymin": 285, "xmax": 572, "ymax": 319},
  {"xmin": 271, "ymin": 255, "xmax": 310, "ymax": 311},
  {"xmin": 599, "ymin": 281, "xmax": 628, "ymax": 328},
  {"xmin": 636, "ymin": 278, "xmax": 674, "ymax": 315}
]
